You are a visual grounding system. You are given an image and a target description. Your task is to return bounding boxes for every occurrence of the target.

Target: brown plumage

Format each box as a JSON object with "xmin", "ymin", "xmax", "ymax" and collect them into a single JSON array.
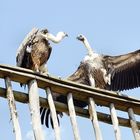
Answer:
[
  {"xmin": 40, "ymin": 34, "xmax": 140, "ymax": 129},
  {"xmin": 103, "ymin": 49, "xmax": 140, "ymax": 91},
  {"xmin": 16, "ymin": 28, "xmax": 68, "ymax": 74},
  {"xmin": 76, "ymin": 34, "xmax": 140, "ymax": 91},
  {"xmin": 67, "ymin": 62, "xmax": 90, "ymax": 85},
  {"xmin": 16, "ymin": 29, "xmax": 51, "ymax": 73},
  {"xmin": 30, "ymin": 32, "xmax": 52, "ymax": 72},
  {"xmin": 69, "ymin": 49, "xmax": 140, "ymax": 91}
]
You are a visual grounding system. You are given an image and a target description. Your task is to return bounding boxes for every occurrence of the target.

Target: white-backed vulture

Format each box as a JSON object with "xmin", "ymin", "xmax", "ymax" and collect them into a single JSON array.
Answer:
[{"xmin": 40, "ymin": 34, "xmax": 140, "ymax": 128}]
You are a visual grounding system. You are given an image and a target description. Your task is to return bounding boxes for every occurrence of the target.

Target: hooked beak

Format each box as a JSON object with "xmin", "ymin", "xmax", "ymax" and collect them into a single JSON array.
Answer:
[
  {"xmin": 65, "ymin": 33, "xmax": 68, "ymax": 37},
  {"xmin": 76, "ymin": 36, "xmax": 84, "ymax": 41}
]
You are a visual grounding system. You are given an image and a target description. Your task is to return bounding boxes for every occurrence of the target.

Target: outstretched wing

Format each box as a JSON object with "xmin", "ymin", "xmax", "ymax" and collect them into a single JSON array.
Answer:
[
  {"xmin": 104, "ymin": 49, "xmax": 140, "ymax": 91},
  {"xmin": 67, "ymin": 62, "xmax": 91, "ymax": 85},
  {"xmin": 40, "ymin": 62, "xmax": 90, "ymax": 128}
]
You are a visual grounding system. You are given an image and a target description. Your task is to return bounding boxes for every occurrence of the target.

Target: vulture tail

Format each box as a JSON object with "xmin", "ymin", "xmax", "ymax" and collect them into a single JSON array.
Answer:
[
  {"xmin": 40, "ymin": 107, "xmax": 63, "ymax": 128},
  {"xmin": 40, "ymin": 95, "xmax": 87, "ymax": 128}
]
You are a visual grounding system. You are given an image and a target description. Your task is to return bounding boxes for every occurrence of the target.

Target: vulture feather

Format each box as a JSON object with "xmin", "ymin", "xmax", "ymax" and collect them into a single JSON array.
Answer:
[
  {"xmin": 16, "ymin": 28, "xmax": 68, "ymax": 75},
  {"xmin": 40, "ymin": 34, "xmax": 140, "ymax": 128}
]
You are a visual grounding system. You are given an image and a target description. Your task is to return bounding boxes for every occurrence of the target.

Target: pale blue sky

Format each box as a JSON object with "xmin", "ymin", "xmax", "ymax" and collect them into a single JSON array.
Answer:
[{"xmin": 0, "ymin": 0, "xmax": 140, "ymax": 140}]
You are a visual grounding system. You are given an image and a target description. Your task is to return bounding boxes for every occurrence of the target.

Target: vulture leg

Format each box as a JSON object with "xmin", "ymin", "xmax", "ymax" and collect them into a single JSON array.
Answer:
[
  {"xmin": 34, "ymin": 64, "xmax": 40, "ymax": 73},
  {"xmin": 39, "ymin": 64, "xmax": 48, "ymax": 75}
]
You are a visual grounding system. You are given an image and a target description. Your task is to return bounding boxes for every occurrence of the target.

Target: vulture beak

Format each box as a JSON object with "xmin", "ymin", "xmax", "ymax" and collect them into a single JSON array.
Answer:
[
  {"xmin": 76, "ymin": 35, "xmax": 84, "ymax": 41},
  {"xmin": 65, "ymin": 33, "xmax": 68, "ymax": 37}
]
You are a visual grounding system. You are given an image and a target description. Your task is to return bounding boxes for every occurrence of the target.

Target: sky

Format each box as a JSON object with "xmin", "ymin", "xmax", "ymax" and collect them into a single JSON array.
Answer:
[{"xmin": 0, "ymin": 0, "xmax": 140, "ymax": 140}]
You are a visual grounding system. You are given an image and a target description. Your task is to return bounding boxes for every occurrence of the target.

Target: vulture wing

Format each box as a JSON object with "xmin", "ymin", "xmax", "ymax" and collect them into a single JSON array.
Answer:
[
  {"xmin": 104, "ymin": 49, "xmax": 140, "ymax": 91},
  {"xmin": 67, "ymin": 62, "xmax": 90, "ymax": 86},
  {"xmin": 16, "ymin": 44, "xmax": 27, "ymax": 67},
  {"xmin": 56, "ymin": 62, "xmax": 90, "ymax": 107},
  {"xmin": 16, "ymin": 28, "xmax": 39, "ymax": 67},
  {"xmin": 40, "ymin": 62, "xmax": 90, "ymax": 128}
]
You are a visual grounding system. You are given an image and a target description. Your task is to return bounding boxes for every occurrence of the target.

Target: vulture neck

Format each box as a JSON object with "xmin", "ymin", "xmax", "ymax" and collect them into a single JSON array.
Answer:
[
  {"xmin": 83, "ymin": 38, "xmax": 94, "ymax": 56},
  {"xmin": 46, "ymin": 32, "xmax": 64, "ymax": 43}
]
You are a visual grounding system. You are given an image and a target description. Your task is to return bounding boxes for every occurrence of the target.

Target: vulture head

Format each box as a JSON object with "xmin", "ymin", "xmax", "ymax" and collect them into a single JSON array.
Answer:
[
  {"xmin": 77, "ymin": 34, "xmax": 94, "ymax": 56},
  {"xmin": 77, "ymin": 34, "xmax": 85, "ymax": 42},
  {"xmin": 40, "ymin": 28, "xmax": 49, "ymax": 34}
]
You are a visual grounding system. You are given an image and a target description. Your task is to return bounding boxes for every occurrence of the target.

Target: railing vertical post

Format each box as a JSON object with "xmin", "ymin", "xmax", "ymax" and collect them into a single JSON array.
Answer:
[
  {"xmin": 28, "ymin": 79, "xmax": 45, "ymax": 140},
  {"xmin": 5, "ymin": 77, "xmax": 22, "ymax": 140},
  {"xmin": 67, "ymin": 93, "xmax": 81, "ymax": 140},
  {"xmin": 128, "ymin": 108, "xmax": 140, "ymax": 140},
  {"xmin": 110, "ymin": 103, "xmax": 121, "ymax": 140},
  {"xmin": 46, "ymin": 87, "xmax": 61, "ymax": 140},
  {"xmin": 88, "ymin": 97, "xmax": 103, "ymax": 140}
]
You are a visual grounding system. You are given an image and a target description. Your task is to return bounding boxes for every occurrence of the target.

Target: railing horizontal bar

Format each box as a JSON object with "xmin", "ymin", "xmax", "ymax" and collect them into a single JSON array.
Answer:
[
  {"xmin": 0, "ymin": 65, "xmax": 140, "ymax": 115},
  {"xmin": 0, "ymin": 64, "xmax": 138, "ymax": 100},
  {"xmin": 0, "ymin": 87, "xmax": 139, "ymax": 129}
]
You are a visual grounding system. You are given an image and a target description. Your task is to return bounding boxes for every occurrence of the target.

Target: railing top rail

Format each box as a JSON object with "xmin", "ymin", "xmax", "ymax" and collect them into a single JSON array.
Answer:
[{"xmin": 0, "ymin": 64, "xmax": 140, "ymax": 115}]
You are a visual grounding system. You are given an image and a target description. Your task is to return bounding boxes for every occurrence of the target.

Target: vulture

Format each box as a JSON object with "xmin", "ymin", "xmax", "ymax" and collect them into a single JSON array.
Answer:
[
  {"xmin": 16, "ymin": 28, "xmax": 68, "ymax": 75},
  {"xmin": 76, "ymin": 34, "xmax": 140, "ymax": 91},
  {"xmin": 40, "ymin": 34, "xmax": 140, "ymax": 128}
]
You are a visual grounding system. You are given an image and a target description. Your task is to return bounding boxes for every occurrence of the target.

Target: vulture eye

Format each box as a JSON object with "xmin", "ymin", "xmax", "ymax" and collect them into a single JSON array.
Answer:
[
  {"xmin": 41, "ymin": 29, "xmax": 49, "ymax": 34},
  {"xmin": 77, "ymin": 34, "xmax": 84, "ymax": 41}
]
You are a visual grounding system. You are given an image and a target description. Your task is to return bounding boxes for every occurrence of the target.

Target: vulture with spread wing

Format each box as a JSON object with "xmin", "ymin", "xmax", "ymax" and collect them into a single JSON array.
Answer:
[{"xmin": 40, "ymin": 34, "xmax": 140, "ymax": 128}]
